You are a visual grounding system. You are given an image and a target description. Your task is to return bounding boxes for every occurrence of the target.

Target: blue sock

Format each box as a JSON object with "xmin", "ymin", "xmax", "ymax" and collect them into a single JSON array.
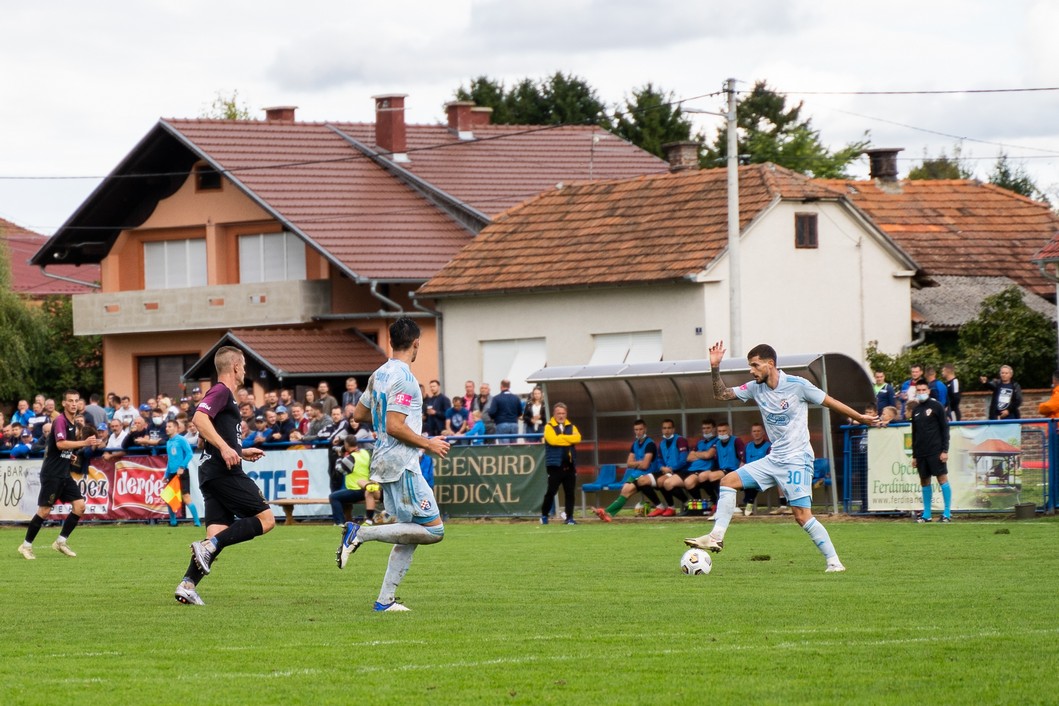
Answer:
[
  {"xmin": 940, "ymin": 482, "xmax": 951, "ymax": 518},
  {"xmin": 168, "ymin": 508, "xmax": 178, "ymax": 526},
  {"xmin": 188, "ymin": 502, "xmax": 200, "ymax": 525},
  {"xmin": 922, "ymin": 484, "xmax": 933, "ymax": 519},
  {"xmin": 803, "ymin": 517, "xmax": 838, "ymax": 562},
  {"xmin": 711, "ymin": 487, "xmax": 738, "ymax": 538}
]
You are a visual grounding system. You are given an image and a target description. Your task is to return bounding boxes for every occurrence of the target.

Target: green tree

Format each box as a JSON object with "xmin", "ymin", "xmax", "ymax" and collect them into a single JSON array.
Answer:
[
  {"xmin": 614, "ymin": 83, "xmax": 694, "ymax": 158},
  {"xmin": 865, "ymin": 340, "xmax": 945, "ymax": 392},
  {"xmin": 959, "ymin": 286, "xmax": 1056, "ymax": 388},
  {"xmin": 454, "ymin": 72, "xmax": 609, "ymax": 127},
  {"xmin": 701, "ymin": 80, "xmax": 869, "ymax": 178},
  {"xmin": 989, "ymin": 152, "xmax": 1047, "ymax": 202},
  {"xmin": 201, "ymin": 90, "xmax": 252, "ymax": 120},
  {"xmin": 907, "ymin": 145, "xmax": 975, "ymax": 180},
  {"xmin": 28, "ymin": 296, "xmax": 103, "ymax": 399},
  {"xmin": 0, "ymin": 237, "xmax": 43, "ymax": 401},
  {"xmin": 456, "ymin": 76, "xmax": 514, "ymax": 124}
]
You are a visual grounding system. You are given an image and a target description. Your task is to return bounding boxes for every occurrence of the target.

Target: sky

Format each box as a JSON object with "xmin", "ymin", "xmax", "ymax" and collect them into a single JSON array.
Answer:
[{"xmin": 4, "ymin": 0, "xmax": 1059, "ymax": 236}]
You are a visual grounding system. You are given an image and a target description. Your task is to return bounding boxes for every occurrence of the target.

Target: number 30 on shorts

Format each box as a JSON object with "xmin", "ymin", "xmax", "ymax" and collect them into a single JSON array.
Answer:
[{"xmin": 786, "ymin": 470, "xmax": 803, "ymax": 485}]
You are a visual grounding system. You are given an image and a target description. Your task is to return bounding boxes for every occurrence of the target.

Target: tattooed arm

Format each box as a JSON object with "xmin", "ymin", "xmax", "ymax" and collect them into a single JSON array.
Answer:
[{"xmin": 709, "ymin": 341, "xmax": 737, "ymax": 401}]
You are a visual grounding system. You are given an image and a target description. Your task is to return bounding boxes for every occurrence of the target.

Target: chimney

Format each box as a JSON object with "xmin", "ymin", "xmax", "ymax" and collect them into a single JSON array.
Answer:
[
  {"xmin": 446, "ymin": 101, "xmax": 475, "ymax": 139},
  {"xmin": 662, "ymin": 141, "xmax": 701, "ymax": 172},
  {"xmin": 865, "ymin": 148, "xmax": 903, "ymax": 182},
  {"xmin": 469, "ymin": 106, "xmax": 493, "ymax": 127},
  {"xmin": 263, "ymin": 106, "xmax": 297, "ymax": 122},
  {"xmin": 373, "ymin": 93, "xmax": 409, "ymax": 162}
]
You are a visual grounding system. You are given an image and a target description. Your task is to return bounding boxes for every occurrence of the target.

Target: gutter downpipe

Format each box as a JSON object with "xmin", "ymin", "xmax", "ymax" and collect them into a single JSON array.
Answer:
[
  {"xmin": 410, "ymin": 291, "xmax": 444, "ymax": 390},
  {"xmin": 901, "ymin": 323, "xmax": 927, "ymax": 354},
  {"xmin": 38, "ymin": 266, "xmax": 101, "ymax": 289}
]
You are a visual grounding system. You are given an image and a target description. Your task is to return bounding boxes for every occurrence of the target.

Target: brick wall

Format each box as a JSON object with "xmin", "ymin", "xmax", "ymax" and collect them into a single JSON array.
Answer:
[{"xmin": 958, "ymin": 389, "xmax": 1052, "ymax": 420}]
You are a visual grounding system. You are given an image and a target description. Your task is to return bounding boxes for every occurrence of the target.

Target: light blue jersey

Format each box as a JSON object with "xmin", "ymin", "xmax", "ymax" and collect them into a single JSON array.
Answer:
[
  {"xmin": 733, "ymin": 371, "xmax": 826, "ymax": 463},
  {"xmin": 362, "ymin": 359, "xmax": 423, "ymax": 483}
]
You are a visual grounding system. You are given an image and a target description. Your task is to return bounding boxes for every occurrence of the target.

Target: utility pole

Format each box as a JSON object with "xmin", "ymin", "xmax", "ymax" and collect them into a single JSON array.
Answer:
[{"xmin": 726, "ymin": 77, "xmax": 742, "ymax": 356}]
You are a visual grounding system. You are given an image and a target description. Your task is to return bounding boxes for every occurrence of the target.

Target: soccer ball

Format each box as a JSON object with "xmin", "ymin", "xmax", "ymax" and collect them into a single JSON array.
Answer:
[{"xmin": 680, "ymin": 548, "xmax": 712, "ymax": 575}]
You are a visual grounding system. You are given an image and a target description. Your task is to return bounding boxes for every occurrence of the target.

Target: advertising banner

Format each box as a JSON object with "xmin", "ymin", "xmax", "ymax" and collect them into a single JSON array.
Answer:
[
  {"xmin": 866, "ymin": 423, "xmax": 1033, "ymax": 512},
  {"xmin": 208, "ymin": 447, "xmax": 333, "ymax": 519},
  {"xmin": 433, "ymin": 444, "xmax": 548, "ymax": 516},
  {"xmin": 2, "ymin": 444, "xmax": 554, "ymax": 521},
  {"xmin": 0, "ymin": 456, "xmax": 172, "ymax": 522}
]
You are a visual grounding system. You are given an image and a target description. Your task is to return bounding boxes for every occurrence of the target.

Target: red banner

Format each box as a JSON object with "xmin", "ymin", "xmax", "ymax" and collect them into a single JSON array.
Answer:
[{"xmin": 0, "ymin": 456, "xmax": 172, "ymax": 522}]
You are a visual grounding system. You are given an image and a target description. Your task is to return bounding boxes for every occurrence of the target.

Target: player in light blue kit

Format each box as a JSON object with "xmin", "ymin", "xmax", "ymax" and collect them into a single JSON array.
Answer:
[
  {"xmin": 336, "ymin": 317, "xmax": 451, "ymax": 611},
  {"xmin": 685, "ymin": 341, "xmax": 877, "ymax": 572}
]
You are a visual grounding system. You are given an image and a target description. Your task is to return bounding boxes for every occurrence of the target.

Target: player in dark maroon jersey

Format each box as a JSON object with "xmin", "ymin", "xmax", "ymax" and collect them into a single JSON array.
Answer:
[
  {"xmin": 174, "ymin": 346, "xmax": 271, "ymax": 606},
  {"xmin": 17, "ymin": 390, "xmax": 102, "ymax": 560}
]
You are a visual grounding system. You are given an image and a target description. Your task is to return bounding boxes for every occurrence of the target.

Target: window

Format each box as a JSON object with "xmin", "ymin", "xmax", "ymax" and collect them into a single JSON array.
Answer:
[
  {"xmin": 143, "ymin": 239, "xmax": 207, "ymax": 289},
  {"xmin": 481, "ymin": 338, "xmax": 547, "ymax": 395},
  {"xmin": 138, "ymin": 354, "xmax": 200, "ymax": 400},
  {"xmin": 238, "ymin": 232, "xmax": 307, "ymax": 283},
  {"xmin": 795, "ymin": 213, "xmax": 818, "ymax": 249},
  {"xmin": 589, "ymin": 331, "xmax": 663, "ymax": 365},
  {"xmin": 195, "ymin": 164, "xmax": 222, "ymax": 191}
]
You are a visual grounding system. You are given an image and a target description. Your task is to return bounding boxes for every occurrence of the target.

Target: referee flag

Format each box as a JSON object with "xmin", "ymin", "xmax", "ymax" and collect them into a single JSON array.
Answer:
[{"xmin": 161, "ymin": 476, "xmax": 183, "ymax": 513}]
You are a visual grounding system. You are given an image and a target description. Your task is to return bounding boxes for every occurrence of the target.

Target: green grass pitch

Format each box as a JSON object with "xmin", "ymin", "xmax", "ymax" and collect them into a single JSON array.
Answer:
[{"xmin": 2, "ymin": 516, "xmax": 1057, "ymax": 705}]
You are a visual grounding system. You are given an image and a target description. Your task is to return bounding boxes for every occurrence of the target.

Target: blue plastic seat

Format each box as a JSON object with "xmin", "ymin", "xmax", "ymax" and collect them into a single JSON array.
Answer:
[{"xmin": 580, "ymin": 464, "xmax": 622, "ymax": 517}]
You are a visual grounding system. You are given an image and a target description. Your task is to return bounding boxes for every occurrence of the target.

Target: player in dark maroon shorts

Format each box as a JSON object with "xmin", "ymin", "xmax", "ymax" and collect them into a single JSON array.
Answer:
[
  {"xmin": 17, "ymin": 390, "xmax": 102, "ymax": 560},
  {"xmin": 174, "ymin": 346, "xmax": 272, "ymax": 606}
]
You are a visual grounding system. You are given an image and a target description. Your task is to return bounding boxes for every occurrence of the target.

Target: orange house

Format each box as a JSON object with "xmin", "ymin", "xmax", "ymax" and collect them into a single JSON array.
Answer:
[{"xmin": 31, "ymin": 95, "xmax": 667, "ymax": 402}]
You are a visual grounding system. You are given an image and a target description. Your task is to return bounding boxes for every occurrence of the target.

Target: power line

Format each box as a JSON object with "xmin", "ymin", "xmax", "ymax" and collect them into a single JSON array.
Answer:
[
  {"xmin": 817, "ymin": 105, "xmax": 1059, "ymax": 157},
  {"xmin": 777, "ymin": 86, "xmax": 1059, "ymax": 96}
]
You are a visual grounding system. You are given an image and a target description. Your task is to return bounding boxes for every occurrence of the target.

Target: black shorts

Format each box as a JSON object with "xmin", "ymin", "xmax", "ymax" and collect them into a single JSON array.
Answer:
[
  {"xmin": 166, "ymin": 471, "xmax": 191, "ymax": 495},
  {"xmin": 37, "ymin": 471, "xmax": 83, "ymax": 508},
  {"xmin": 675, "ymin": 470, "xmax": 696, "ymax": 479},
  {"xmin": 200, "ymin": 473, "xmax": 270, "ymax": 527},
  {"xmin": 915, "ymin": 454, "xmax": 948, "ymax": 482}
]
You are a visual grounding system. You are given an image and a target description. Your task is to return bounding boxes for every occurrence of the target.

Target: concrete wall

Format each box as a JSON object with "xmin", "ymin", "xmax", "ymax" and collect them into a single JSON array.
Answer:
[
  {"xmin": 438, "ymin": 283, "xmax": 707, "ymax": 395},
  {"xmin": 721, "ymin": 200, "xmax": 913, "ymax": 359}
]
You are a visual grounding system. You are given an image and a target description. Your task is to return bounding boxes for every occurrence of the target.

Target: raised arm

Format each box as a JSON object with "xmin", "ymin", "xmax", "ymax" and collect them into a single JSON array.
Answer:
[{"xmin": 709, "ymin": 341, "xmax": 737, "ymax": 401}]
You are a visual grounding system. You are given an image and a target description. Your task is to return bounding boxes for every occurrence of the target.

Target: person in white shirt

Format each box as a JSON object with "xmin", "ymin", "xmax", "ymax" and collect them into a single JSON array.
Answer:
[{"xmin": 685, "ymin": 341, "xmax": 877, "ymax": 573}]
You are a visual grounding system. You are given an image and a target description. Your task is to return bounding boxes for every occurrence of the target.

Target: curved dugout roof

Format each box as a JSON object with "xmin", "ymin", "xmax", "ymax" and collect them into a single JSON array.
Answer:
[{"xmin": 526, "ymin": 353, "xmax": 873, "ymax": 416}]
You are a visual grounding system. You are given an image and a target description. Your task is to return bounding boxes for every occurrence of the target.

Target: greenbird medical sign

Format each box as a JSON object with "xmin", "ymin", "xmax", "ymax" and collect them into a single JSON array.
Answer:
[{"xmin": 433, "ymin": 445, "xmax": 548, "ymax": 516}]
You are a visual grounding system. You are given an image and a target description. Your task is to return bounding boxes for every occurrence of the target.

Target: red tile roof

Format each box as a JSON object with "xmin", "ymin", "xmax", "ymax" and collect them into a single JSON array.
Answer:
[
  {"xmin": 161, "ymin": 119, "xmax": 668, "ymax": 282},
  {"xmin": 228, "ymin": 327, "xmax": 386, "ymax": 376},
  {"xmin": 333, "ymin": 123, "xmax": 670, "ymax": 215},
  {"xmin": 820, "ymin": 179, "xmax": 1059, "ymax": 297},
  {"xmin": 419, "ymin": 164, "xmax": 846, "ymax": 297},
  {"xmin": 1, "ymin": 217, "xmax": 98, "ymax": 295}
]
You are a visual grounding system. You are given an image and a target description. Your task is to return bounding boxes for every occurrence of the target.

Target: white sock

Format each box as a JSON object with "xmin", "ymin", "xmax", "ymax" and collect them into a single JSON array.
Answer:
[
  {"xmin": 378, "ymin": 544, "xmax": 416, "ymax": 605},
  {"xmin": 803, "ymin": 517, "xmax": 839, "ymax": 562},
  {"xmin": 359, "ymin": 522, "xmax": 444, "ymax": 545},
  {"xmin": 711, "ymin": 487, "xmax": 738, "ymax": 538}
]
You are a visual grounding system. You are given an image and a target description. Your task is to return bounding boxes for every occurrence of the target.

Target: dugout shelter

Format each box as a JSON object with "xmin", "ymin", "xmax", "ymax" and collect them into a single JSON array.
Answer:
[{"xmin": 527, "ymin": 353, "xmax": 873, "ymax": 512}]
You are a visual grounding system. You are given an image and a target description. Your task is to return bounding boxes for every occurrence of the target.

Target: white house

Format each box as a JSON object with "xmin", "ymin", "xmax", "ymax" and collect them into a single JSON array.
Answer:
[{"xmin": 419, "ymin": 163, "xmax": 922, "ymax": 393}]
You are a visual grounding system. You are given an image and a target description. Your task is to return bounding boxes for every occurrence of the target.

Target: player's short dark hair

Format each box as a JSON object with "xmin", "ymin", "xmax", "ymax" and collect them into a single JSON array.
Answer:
[
  {"xmin": 702, "ymin": 418, "xmax": 716, "ymax": 427},
  {"xmin": 389, "ymin": 317, "xmax": 420, "ymax": 351},
  {"xmin": 914, "ymin": 378, "xmax": 929, "ymax": 388},
  {"xmin": 661, "ymin": 418, "xmax": 675, "ymax": 426},
  {"xmin": 429, "ymin": 379, "xmax": 440, "ymax": 386},
  {"xmin": 63, "ymin": 389, "xmax": 79, "ymax": 400},
  {"xmin": 633, "ymin": 419, "xmax": 646, "ymax": 427},
  {"xmin": 747, "ymin": 344, "xmax": 777, "ymax": 364}
]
